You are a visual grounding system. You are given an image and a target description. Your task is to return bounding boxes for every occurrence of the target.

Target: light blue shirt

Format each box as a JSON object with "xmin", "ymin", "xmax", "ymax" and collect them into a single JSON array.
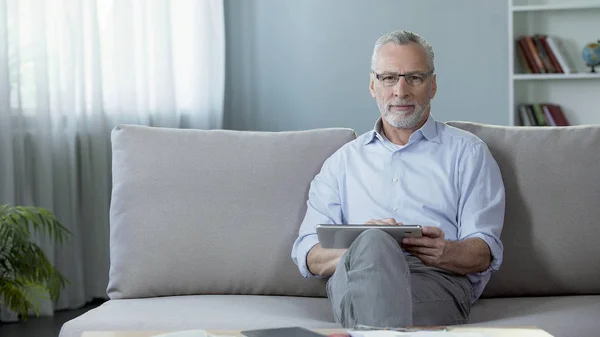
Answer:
[{"xmin": 291, "ymin": 115, "xmax": 505, "ymax": 302}]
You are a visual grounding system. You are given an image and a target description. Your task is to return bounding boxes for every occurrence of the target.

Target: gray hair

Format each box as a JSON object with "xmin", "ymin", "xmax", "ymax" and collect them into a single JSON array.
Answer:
[{"xmin": 371, "ymin": 30, "xmax": 435, "ymax": 71}]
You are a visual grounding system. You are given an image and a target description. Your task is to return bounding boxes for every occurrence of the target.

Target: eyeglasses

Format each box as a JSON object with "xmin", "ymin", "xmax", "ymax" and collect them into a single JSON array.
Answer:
[{"xmin": 372, "ymin": 70, "xmax": 434, "ymax": 87}]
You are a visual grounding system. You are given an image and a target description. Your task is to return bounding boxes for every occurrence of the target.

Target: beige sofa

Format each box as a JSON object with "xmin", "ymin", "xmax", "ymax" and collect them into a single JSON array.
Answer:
[{"xmin": 59, "ymin": 122, "xmax": 600, "ymax": 337}]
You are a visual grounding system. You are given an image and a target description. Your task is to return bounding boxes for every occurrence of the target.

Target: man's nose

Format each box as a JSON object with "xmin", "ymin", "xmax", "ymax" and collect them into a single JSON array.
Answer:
[{"xmin": 393, "ymin": 77, "xmax": 411, "ymax": 97}]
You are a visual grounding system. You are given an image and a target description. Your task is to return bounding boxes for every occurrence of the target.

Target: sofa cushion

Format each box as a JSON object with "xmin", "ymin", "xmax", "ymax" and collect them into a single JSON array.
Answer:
[
  {"xmin": 107, "ymin": 125, "xmax": 356, "ymax": 299},
  {"xmin": 468, "ymin": 295, "xmax": 600, "ymax": 337},
  {"xmin": 58, "ymin": 295, "xmax": 600, "ymax": 337},
  {"xmin": 58, "ymin": 295, "xmax": 338, "ymax": 337},
  {"xmin": 447, "ymin": 122, "xmax": 600, "ymax": 298}
]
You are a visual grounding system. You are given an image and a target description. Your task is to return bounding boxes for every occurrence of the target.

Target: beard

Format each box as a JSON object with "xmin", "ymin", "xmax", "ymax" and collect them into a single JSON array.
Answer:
[{"xmin": 377, "ymin": 97, "xmax": 430, "ymax": 129}]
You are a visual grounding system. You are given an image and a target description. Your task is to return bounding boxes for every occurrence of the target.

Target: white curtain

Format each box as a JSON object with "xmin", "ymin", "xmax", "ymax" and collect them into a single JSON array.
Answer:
[{"xmin": 0, "ymin": 0, "xmax": 224, "ymax": 320}]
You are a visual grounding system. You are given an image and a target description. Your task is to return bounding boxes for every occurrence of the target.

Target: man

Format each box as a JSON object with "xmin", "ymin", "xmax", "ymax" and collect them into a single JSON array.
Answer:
[{"xmin": 291, "ymin": 30, "xmax": 505, "ymax": 328}]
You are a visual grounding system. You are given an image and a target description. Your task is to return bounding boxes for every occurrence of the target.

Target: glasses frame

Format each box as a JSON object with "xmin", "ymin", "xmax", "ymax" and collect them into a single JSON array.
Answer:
[{"xmin": 371, "ymin": 70, "xmax": 434, "ymax": 87}]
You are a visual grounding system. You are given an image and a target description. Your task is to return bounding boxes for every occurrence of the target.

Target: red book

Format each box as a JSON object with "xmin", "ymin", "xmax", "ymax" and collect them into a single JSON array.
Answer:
[
  {"xmin": 518, "ymin": 37, "xmax": 541, "ymax": 73},
  {"xmin": 524, "ymin": 36, "xmax": 547, "ymax": 73},
  {"xmin": 547, "ymin": 105, "xmax": 570, "ymax": 126},
  {"xmin": 533, "ymin": 35, "xmax": 557, "ymax": 73},
  {"xmin": 539, "ymin": 35, "xmax": 564, "ymax": 73},
  {"xmin": 516, "ymin": 40, "xmax": 533, "ymax": 73}
]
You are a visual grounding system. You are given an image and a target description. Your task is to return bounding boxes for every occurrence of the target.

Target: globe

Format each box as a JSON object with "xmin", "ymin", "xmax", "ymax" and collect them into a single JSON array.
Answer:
[{"xmin": 582, "ymin": 40, "xmax": 600, "ymax": 73}]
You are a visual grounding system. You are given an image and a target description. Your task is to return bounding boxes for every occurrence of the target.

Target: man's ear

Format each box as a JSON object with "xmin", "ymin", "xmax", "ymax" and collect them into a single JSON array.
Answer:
[
  {"xmin": 369, "ymin": 74, "xmax": 376, "ymax": 98},
  {"xmin": 429, "ymin": 74, "xmax": 437, "ymax": 99}
]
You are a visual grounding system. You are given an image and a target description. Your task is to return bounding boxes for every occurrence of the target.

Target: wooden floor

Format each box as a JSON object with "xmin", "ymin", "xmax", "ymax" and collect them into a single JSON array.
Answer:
[{"xmin": 0, "ymin": 299, "xmax": 104, "ymax": 337}]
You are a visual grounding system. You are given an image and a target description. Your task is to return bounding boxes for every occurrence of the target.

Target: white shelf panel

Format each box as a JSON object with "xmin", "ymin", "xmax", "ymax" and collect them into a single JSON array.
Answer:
[
  {"xmin": 513, "ymin": 73, "xmax": 600, "ymax": 80},
  {"xmin": 512, "ymin": 80, "xmax": 600, "ymax": 125},
  {"xmin": 511, "ymin": 2, "xmax": 600, "ymax": 12}
]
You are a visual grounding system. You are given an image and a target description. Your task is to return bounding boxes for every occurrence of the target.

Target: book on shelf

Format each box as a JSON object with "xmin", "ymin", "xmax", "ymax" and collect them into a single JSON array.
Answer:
[
  {"xmin": 517, "ymin": 103, "xmax": 570, "ymax": 126},
  {"xmin": 515, "ymin": 35, "xmax": 577, "ymax": 74}
]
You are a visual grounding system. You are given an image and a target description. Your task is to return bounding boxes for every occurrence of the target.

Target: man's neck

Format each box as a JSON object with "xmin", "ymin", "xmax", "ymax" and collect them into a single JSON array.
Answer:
[{"xmin": 381, "ymin": 113, "xmax": 429, "ymax": 146}]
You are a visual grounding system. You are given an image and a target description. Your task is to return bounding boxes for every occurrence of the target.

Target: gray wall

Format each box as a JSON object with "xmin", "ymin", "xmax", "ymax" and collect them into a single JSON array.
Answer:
[{"xmin": 224, "ymin": 0, "xmax": 508, "ymax": 134}]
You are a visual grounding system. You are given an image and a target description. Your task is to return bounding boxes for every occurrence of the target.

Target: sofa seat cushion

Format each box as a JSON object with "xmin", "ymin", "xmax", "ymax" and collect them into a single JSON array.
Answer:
[
  {"xmin": 60, "ymin": 295, "xmax": 600, "ymax": 337},
  {"xmin": 468, "ymin": 295, "xmax": 600, "ymax": 337},
  {"xmin": 59, "ymin": 295, "xmax": 339, "ymax": 337}
]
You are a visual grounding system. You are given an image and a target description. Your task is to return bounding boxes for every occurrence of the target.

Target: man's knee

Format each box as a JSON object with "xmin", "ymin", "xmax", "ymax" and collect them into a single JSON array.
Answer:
[
  {"xmin": 357, "ymin": 228, "xmax": 395, "ymax": 241},
  {"xmin": 349, "ymin": 228, "xmax": 403, "ymax": 258},
  {"xmin": 344, "ymin": 228, "xmax": 408, "ymax": 276}
]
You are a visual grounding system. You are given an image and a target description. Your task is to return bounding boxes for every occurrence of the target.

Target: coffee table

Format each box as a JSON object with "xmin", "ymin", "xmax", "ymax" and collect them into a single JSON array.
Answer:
[{"xmin": 82, "ymin": 327, "xmax": 554, "ymax": 337}]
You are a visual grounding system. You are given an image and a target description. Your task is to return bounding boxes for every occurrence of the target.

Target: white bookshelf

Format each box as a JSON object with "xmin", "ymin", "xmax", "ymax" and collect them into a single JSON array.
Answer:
[
  {"xmin": 512, "ymin": 2, "xmax": 600, "ymax": 12},
  {"xmin": 508, "ymin": 0, "xmax": 600, "ymax": 126}
]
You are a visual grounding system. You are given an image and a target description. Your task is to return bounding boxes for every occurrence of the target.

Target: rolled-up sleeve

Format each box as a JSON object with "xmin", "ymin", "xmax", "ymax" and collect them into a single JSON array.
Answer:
[
  {"xmin": 457, "ymin": 141, "xmax": 505, "ymax": 275},
  {"xmin": 291, "ymin": 152, "xmax": 344, "ymax": 278}
]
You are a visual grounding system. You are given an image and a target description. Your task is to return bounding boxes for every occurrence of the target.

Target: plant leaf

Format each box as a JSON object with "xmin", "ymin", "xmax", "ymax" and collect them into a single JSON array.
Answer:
[
  {"xmin": 0, "ymin": 277, "xmax": 36, "ymax": 321},
  {"xmin": 0, "ymin": 203, "xmax": 71, "ymax": 318}
]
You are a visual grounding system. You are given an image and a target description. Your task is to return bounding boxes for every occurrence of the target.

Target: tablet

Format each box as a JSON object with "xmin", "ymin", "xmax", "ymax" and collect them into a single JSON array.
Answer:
[
  {"xmin": 241, "ymin": 327, "xmax": 325, "ymax": 337},
  {"xmin": 316, "ymin": 224, "xmax": 423, "ymax": 249}
]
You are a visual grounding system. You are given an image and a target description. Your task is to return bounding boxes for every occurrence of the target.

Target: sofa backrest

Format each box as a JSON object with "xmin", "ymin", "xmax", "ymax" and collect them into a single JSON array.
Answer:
[
  {"xmin": 107, "ymin": 125, "xmax": 356, "ymax": 299},
  {"xmin": 448, "ymin": 122, "xmax": 600, "ymax": 298}
]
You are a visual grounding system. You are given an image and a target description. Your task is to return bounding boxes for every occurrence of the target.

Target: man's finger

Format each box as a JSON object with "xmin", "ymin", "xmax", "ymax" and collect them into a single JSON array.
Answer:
[
  {"xmin": 403, "ymin": 246, "xmax": 437, "ymax": 257},
  {"xmin": 402, "ymin": 237, "xmax": 435, "ymax": 248},
  {"xmin": 366, "ymin": 218, "xmax": 399, "ymax": 226},
  {"xmin": 422, "ymin": 226, "xmax": 443, "ymax": 238},
  {"xmin": 381, "ymin": 218, "xmax": 398, "ymax": 225}
]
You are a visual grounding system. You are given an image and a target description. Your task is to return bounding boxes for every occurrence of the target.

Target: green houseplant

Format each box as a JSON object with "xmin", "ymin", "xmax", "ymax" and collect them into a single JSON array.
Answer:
[{"xmin": 0, "ymin": 204, "xmax": 70, "ymax": 321}]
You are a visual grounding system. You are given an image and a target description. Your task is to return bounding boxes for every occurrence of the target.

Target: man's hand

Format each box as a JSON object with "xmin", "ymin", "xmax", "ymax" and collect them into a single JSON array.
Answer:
[
  {"xmin": 401, "ymin": 226, "xmax": 447, "ymax": 267},
  {"xmin": 366, "ymin": 218, "xmax": 402, "ymax": 225},
  {"xmin": 307, "ymin": 244, "xmax": 347, "ymax": 277},
  {"xmin": 401, "ymin": 226, "xmax": 492, "ymax": 275}
]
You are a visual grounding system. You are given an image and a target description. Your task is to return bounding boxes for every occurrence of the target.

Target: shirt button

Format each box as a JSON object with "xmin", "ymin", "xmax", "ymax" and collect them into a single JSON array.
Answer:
[
  {"xmin": 393, "ymin": 178, "xmax": 399, "ymax": 183},
  {"xmin": 395, "ymin": 152, "xmax": 401, "ymax": 156},
  {"xmin": 393, "ymin": 207, "xmax": 398, "ymax": 212}
]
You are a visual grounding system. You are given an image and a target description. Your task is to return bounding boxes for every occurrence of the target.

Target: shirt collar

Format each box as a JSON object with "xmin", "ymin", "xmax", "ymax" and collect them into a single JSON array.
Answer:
[{"xmin": 364, "ymin": 114, "xmax": 440, "ymax": 146}]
